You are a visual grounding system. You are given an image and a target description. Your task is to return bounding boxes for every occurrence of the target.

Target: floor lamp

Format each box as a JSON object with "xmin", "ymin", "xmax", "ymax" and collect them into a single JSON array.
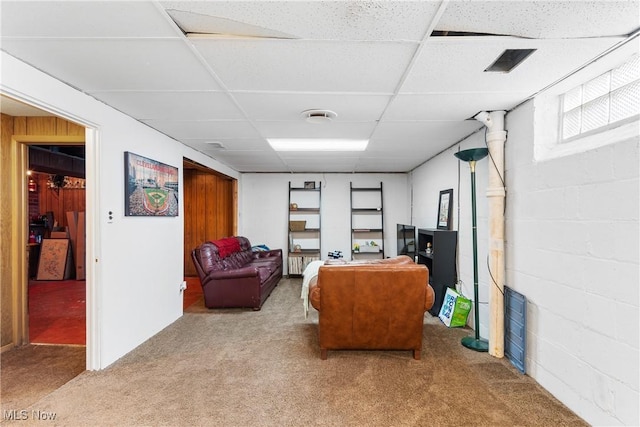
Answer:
[{"xmin": 454, "ymin": 147, "xmax": 489, "ymax": 352}]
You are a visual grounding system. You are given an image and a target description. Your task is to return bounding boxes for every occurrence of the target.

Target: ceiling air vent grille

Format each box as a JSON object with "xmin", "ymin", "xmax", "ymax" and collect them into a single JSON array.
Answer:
[{"xmin": 485, "ymin": 49, "xmax": 536, "ymax": 73}]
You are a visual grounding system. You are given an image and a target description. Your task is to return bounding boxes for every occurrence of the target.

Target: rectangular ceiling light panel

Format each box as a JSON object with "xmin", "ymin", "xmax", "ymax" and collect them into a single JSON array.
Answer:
[{"xmin": 267, "ymin": 138, "xmax": 368, "ymax": 151}]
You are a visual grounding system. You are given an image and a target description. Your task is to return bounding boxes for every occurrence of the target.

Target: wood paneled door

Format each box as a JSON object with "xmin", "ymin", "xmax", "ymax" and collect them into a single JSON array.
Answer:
[{"xmin": 183, "ymin": 159, "xmax": 236, "ymax": 277}]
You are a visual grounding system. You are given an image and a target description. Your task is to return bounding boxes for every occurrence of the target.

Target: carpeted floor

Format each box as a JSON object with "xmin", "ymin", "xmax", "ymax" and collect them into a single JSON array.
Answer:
[
  {"xmin": 1, "ymin": 345, "xmax": 86, "ymax": 415},
  {"xmin": 1, "ymin": 278, "xmax": 586, "ymax": 426}
]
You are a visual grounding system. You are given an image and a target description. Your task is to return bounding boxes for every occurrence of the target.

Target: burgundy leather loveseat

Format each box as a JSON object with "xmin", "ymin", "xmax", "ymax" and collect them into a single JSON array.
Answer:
[{"xmin": 191, "ymin": 236, "xmax": 283, "ymax": 310}]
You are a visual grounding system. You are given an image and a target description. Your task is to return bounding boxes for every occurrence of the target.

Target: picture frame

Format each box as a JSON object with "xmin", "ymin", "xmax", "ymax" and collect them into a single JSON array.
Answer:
[
  {"xmin": 304, "ymin": 181, "xmax": 315, "ymax": 189},
  {"xmin": 124, "ymin": 151, "xmax": 179, "ymax": 216},
  {"xmin": 37, "ymin": 238, "xmax": 72, "ymax": 280},
  {"xmin": 437, "ymin": 188, "xmax": 453, "ymax": 230}
]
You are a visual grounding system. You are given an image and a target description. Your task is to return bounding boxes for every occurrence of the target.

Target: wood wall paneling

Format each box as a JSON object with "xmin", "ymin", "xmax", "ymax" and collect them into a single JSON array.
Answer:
[
  {"xmin": 183, "ymin": 169, "xmax": 234, "ymax": 277},
  {"xmin": 1, "ymin": 114, "xmax": 15, "ymax": 347},
  {"xmin": 12, "ymin": 116, "xmax": 26, "ymax": 135},
  {"xmin": 13, "ymin": 116, "xmax": 84, "ymax": 138},
  {"xmin": 34, "ymin": 173, "xmax": 84, "ymax": 228},
  {"xmin": 67, "ymin": 121, "xmax": 85, "ymax": 136},
  {"xmin": 217, "ymin": 179, "xmax": 233, "ymax": 236},
  {"xmin": 27, "ymin": 117, "xmax": 57, "ymax": 135}
]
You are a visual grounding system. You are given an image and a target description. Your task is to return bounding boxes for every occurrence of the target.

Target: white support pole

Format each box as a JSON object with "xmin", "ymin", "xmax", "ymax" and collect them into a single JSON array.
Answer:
[{"xmin": 484, "ymin": 111, "xmax": 507, "ymax": 358}]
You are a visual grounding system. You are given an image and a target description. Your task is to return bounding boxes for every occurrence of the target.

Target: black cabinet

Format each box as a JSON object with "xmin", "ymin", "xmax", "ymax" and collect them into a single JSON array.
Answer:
[{"xmin": 417, "ymin": 228, "xmax": 458, "ymax": 316}]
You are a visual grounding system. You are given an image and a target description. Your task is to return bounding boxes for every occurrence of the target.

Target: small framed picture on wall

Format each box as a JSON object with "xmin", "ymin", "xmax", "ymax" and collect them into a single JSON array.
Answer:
[{"xmin": 437, "ymin": 189, "xmax": 453, "ymax": 230}]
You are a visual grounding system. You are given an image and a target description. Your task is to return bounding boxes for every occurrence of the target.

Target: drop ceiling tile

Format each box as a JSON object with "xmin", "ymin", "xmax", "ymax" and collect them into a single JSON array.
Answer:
[
  {"xmin": 212, "ymin": 150, "xmax": 280, "ymax": 162},
  {"xmin": 90, "ymin": 91, "xmax": 243, "ymax": 120},
  {"xmin": 182, "ymin": 138, "xmax": 269, "ymax": 151},
  {"xmin": 211, "ymin": 150, "xmax": 286, "ymax": 172},
  {"xmin": 254, "ymin": 121, "xmax": 376, "ymax": 139},
  {"xmin": 366, "ymin": 139, "xmax": 447, "ymax": 163},
  {"xmin": 384, "ymin": 92, "xmax": 532, "ymax": 121},
  {"xmin": 402, "ymin": 37, "xmax": 623, "ymax": 94},
  {"xmin": 372, "ymin": 120, "xmax": 482, "ymax": 142},
  {"xmin": 193, "ymin": 39, "xmax": 416, "ymax": 92},
  {"xmin": 142, "ymin": 119, "xmax": 260, "ymax": 139},
  {"xmin": 435, "ymin": 1, "xmax": 640, "ymax": 39},
  {"xmin": 1, "ymin": 1, "xmax": 179, "ymax": 38},
  {"xmin": 161, "ymin": 1, "xmax": 440, "ymax": 41},
  {"xmin": 0, "ymin": 39, "xmax": 221, "ymax": 91},
  {"xmin": 232, "ymin": 93, "xmax": 391, "ymax": 122},
  {"xmin": 355, "ymin": 158, "xmax": 421, "ymax": 172},
  {"xmin": 367, "ymin": 138, "xmax": 439, "ymax": 153},
  {"xmin": 235, "ymin": 164, "xmax": 288, "ymax": 173},
  {"xmin": 364, "ymin": 140, "xmax": 434, "ymax": 154},
  {"xmin": 370, "ymin": 145, "xmax": 446, "ymax": 166},
  {"xmin": 288, "ymin": 160, "xmax": 359, "ymax": 173}
]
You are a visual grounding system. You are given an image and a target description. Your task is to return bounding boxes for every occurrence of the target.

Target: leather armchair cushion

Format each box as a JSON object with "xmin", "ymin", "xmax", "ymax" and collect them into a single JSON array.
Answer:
[{"xmin": 309, "ymin": 267, "xmax": 435, "ymax": 312}]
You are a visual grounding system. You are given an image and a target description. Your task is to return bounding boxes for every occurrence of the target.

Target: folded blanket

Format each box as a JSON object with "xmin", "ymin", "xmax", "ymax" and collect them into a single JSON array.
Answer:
[
  {"xmin": 212, "ymin": 237, "xmax": 241, "ymax": 258},
  {"xmin": 301, "ymin": 260, "xmax": 324, "ymax": 319}
]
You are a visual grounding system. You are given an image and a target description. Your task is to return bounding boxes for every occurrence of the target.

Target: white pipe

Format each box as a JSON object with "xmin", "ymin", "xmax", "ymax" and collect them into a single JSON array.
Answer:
[{"xmin": 474, "ymin": 110, "xmax": 507, "ymax": 358}]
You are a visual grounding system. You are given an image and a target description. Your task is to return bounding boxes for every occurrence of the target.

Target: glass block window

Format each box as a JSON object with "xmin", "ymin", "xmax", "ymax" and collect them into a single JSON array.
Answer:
[{"xmin": 561, "ymin": 54, "xmax": 639, "ymax": 141}]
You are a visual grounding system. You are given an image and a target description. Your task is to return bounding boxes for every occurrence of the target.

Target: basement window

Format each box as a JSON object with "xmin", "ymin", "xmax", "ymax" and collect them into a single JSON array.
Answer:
[
  {"xmin": 534, "ymin": 43, "xmax": 638, "ymax": 162},
  {"xmin": 561, "ymin": 54, "xmax": 639, "ymax": 142}
]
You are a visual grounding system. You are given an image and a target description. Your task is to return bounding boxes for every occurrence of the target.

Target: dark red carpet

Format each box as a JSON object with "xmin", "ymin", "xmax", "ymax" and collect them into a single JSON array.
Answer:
[
  {"xmin": 29, "ymin": 280, "xmax": 86, "ymax": 345},
  {"xmin": 28, "ymin": 277, "xmax": 203, "ymax": 346}
]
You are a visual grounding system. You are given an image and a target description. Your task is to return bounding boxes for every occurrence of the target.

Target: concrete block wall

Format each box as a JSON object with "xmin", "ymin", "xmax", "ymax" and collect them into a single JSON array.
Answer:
[{"xmin": 505, "ymin": 100, "xmax": 639, "ymax": 425}]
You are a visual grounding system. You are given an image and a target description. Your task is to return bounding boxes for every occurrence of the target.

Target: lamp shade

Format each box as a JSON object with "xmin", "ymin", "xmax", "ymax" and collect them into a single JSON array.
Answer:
[{"xmin": 454, "ymin": 148, "xmax": 488, "ymax": 162}]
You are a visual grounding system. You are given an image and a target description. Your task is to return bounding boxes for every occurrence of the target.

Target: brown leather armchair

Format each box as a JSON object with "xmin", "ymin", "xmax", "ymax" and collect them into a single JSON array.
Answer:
[{"xmin": 309, "ymin": 256, "xmax": 434, "ymax": 360}]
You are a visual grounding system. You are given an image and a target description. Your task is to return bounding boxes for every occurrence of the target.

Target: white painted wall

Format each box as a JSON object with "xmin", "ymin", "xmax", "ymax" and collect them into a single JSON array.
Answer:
[
  {"xmin": 410, "ymin": 131, "xmax": 492, "ymax": 339},
  {"xmin": 1, "ymin": 52, "xmax": 239, "ymax": 369},
  {"xmin": 411, "ymin": 92, "xmax": 639, "ymax": 425},
  {"xmin": 240, "ymin": 173, "xmax": 410, "ymax": 272}
]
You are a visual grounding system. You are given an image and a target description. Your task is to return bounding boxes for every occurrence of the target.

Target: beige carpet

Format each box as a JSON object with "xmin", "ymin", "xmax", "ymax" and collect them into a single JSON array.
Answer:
[
  {"xmin": 1, "ymin": 278, "xmax": 586, "ymax": 426},
  {"xmin": 1, "ymin": 344, "xmax": 85, "ymax": 413}
]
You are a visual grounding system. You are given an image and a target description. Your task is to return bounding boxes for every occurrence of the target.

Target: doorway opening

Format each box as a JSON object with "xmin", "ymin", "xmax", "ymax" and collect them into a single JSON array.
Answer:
[
  {"xmin": 28, "ymin": 144, "xmax": 86, "ymax": 346},
  {"xmin": 1, "ymin": 95, "xmax": 97, "ymax": 412},
  {"xmin": 182, "ymin": 157, "xmax": 237, "ymax": 312}
]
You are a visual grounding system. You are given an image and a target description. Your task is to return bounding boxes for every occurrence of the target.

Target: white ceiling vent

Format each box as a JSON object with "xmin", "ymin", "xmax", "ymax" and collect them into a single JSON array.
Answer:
[
  {"xmin": 204, "ymin": 141, "xmax": 226, "ymax": 150},
  {"xmin": 301, "ymin": 109, "xmax": 337, "ymax": 124}
]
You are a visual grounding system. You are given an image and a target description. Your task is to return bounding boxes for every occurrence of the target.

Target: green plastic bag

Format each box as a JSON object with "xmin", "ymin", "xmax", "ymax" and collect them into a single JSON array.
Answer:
[{"xmin": 438, "ymin": 288, "xmax": 471, "ymax": 328}]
